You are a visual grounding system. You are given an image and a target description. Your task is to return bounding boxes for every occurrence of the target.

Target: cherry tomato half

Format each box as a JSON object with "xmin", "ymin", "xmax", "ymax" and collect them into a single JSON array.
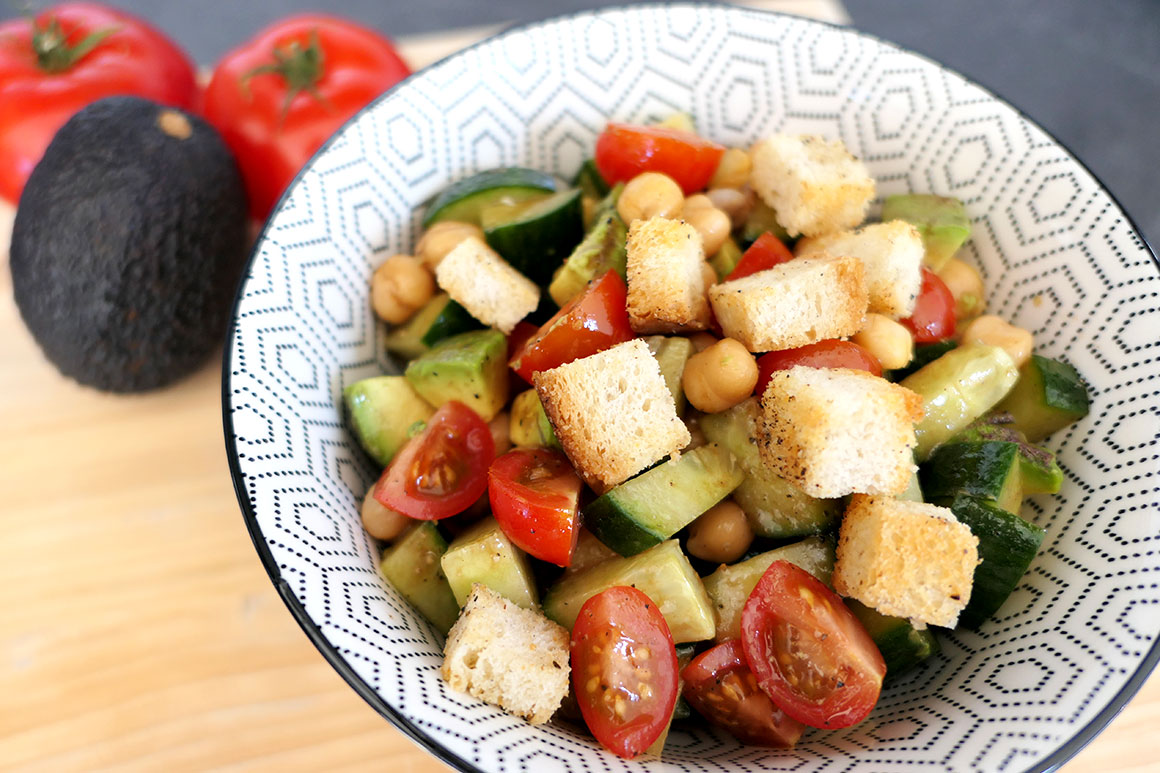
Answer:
[
  {"xmin": 755, "ymin": 340, "xmax": 882, "ymax": 396},
  {"xmin": 0, "ymin": 3, "xmax": 198, "ymax": 203},
  {"xmin": 571, "ymin": 586, "xmax": 679, "ymax": 759},
  {"xmin": 740, "ymin": 561, "xmax": 886, "ymax": 729},
  {"xmin": 682, "ymin": 640, "xmax": 807, "ymax": 747},
  {"xmin": 726, "ymin": 232, "xmax": 795, "ymax": 281},
  {"xmin": 488, "ymin": 448, "xmax": 582, "ymax": 567},
  {"xmin": 594, "ymin": 122, "xmax": 725, "ymax": 195},
  {"xmin": 374, "ymin": 401, "xmax": 494, "ymax": 520},
  {"xmin": 899, "ymin": 267, "xmax": 956, "ymax": 344},
  {"xmin": 510, "ymin": 270, "xmax": 633, "ymax": 383}
]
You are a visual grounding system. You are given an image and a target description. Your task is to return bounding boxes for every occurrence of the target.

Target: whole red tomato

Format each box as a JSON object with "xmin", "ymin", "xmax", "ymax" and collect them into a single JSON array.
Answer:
[
  {"xmin": 0, "ymin": 3, "xmax": 197, "ymax": 204},
  {"xmin": 204, "ymin": 15, "xmax": 411, "ymax": 219}
]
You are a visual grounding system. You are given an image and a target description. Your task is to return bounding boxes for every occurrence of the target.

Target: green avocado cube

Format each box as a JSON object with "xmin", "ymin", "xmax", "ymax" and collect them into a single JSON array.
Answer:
[
  {"xmin": 343, "ymin": 376, "xmax": 434, "ymax": 467},
  {"xmin": 404, "ymin": 329, "xmax": 509, "ymax": 422},
  {"xmin": 882, "ymin": 194, "xmax": 971, "ymax": 270}
]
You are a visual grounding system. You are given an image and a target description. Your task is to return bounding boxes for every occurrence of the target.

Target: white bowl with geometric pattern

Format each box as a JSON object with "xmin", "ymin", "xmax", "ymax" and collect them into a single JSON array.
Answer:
[{"xmin": 223, "ymin": 5, "xmax": 1160, "ymax": 772}]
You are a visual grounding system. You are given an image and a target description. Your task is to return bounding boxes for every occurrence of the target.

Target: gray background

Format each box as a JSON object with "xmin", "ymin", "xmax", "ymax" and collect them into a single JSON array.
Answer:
[{"xmin": 4, "ymin": 0, "xmax": 1156, "ymax": 246}]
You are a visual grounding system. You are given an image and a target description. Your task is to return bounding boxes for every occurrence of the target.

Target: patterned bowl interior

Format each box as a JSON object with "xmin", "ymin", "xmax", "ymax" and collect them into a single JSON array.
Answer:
[{"xmin": 224, "ymin": 5, "xmax": 1160, "ymax": 772}]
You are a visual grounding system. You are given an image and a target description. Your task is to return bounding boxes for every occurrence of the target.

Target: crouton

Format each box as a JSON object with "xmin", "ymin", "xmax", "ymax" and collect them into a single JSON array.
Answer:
[
  {"xmin": 758, "ymin": 366, "xmax": 923, "ymax": 497},
  {"xmin": 625, "ymin": 217, "xmax": 712, "ymax": 334},
  {"xmin": 442, "ymin": 584, "xmax": 570, "ymax": 724},
  {"xmin": 750, "ymin": 134, "xmax": 875, "ymax": 237},
  {"xmin": 434, "ymin": 235, "xmax": 539, "ymax": 334},
  {"xmin": 708, "ymin": 255, "xmax": 868, "ymax": 353},
  {"xmin": 795, "ymin": 221, "xmax": 924, "ymax": 317},
  {"xmin": 833, "ymin": 495, "xmax": 979, "ymax": 628},
  {"xmin": 534, "ymin": 339, "xmax": 690, "ymax": 492}
]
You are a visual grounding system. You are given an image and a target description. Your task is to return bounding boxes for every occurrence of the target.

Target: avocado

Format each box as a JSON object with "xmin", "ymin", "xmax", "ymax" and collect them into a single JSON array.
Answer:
[
  {"xmin": 881, "ymin": 194, "xmax": 971, "ymax": 270},
  {"xmin": 343, "ymin": 376, "xmax": 434, "ymax": 467},
  {"xmin": 509, "ymin": 388, "xmax": 560, "ymax": 449},
  {"xmin": 404, "ymin": 329, "xmax": 509, "ymax": 421},
  {"xmin": 547, "ymin": 184, "xmax": 627, "ymax": 306},
  {"xmin": 10, "ymin": 97, "xmax": 247, "ymax": 392}
]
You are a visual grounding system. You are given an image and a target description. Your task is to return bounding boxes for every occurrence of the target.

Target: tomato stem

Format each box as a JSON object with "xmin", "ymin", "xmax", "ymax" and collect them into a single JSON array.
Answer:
[
  {"xmin": 31, "ymin": 17, "xmax": 118, "ymax": 74},
  {"xmin": 240, "ymin": 28, "xmax": 332, "ymax": 123}
]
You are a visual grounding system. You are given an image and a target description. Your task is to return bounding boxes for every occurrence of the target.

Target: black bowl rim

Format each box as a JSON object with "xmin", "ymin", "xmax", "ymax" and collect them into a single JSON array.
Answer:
[{"xmin": 221, "ymin": 4, "xmax": 1160, "ymax": 773}]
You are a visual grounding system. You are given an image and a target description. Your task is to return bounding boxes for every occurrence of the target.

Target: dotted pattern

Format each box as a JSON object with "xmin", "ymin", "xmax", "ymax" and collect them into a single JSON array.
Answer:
[{"xmin": 223, "ymin": 5, "xmax": 1160, "ymax": 773}]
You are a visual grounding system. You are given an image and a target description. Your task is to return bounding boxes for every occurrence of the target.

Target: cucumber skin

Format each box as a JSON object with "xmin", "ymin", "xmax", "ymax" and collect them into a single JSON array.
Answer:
[
  {"xmin": 419, "ymin": 299, "xmax": 483, "ymax": 348},
  {"xmin": 996, "ymin": 355, "xmax": 1091, "ymax": 443},
  {"xmin": 921, "ymin": 441, "xmax": 1023, "ymax": 514},
  {"xmin": 484, "ymin": 189, "xmax": 584, "ymax": 286},
  {"xmin": 423, "ymin": 167, "xmax": 557, "ymax": 226},
  {"xmin": 934, "ymin": 494, "xmax": 1045, "ymax": 629},
  {"xmin": 886, "ymin": 340, "xmax": 957, "ymax": 382},
  {"xmin": 845, "ymin": 598, "xmax": 939, "ymax": 681}
]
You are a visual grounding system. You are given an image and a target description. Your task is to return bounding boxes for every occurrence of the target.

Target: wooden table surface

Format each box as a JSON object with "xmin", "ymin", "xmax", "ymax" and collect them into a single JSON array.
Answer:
[{"xmin": 2, "ymin": 4, "xmax": 1157, "ymax": 771}]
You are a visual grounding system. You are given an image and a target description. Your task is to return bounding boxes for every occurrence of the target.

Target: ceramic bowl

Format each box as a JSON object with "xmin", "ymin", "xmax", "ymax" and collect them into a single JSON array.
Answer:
[{"xmin": 224, "ymin": 5, "xmax": 1160, "ymax": 771}]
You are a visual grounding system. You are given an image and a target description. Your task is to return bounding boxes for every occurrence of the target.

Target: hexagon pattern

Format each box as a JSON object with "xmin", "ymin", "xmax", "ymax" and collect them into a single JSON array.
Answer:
[{"xmin": 224, "ymin": 6, "xmax": 1160, "ymax": 773}]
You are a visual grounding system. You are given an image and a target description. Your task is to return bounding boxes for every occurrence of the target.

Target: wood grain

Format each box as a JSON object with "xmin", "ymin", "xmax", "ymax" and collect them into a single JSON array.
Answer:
[{"xmin": 1, "ymin": 2, "xmax": 1155, "ymax": 770}]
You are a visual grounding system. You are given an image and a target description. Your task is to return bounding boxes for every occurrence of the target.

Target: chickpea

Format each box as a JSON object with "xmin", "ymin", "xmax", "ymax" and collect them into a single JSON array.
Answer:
[
  {"xmin": 655, "ymin": 113, "xmax": 696, "ymax": 132},
  {"xmin": 937, "ymin": 257, "xmax": 986, "ymax": 319},
  {"xmin": 686, "ymin": 501, "xmax": 753, "ymax": 563},
  {"xmin": 685, "ymin": 205, "xmax": 731, "ymax": 256},
  {"xmin": 489, "ymin": 412, "xmax": 512, "ymax": 456},
  {"xmin": 960, "ymin": 315, "xmax": 1033, "ymax": 368},
  {"xmin": 683, "ymin": 193, "xmax": 714, "ymax": 213},
  {"xmin": 415, "ymin": 220, "xmax": 484, "ymax": 269},
  {"xmin": 706, "ymin": 187, "xmax": 754, "ymax": 229},
  {"xmin": 682, "ymin": 337, "xmax": 758, "ymax": 413},
  {"xmin": 708, "ymin": 147, "xmax": 752, "ymax": 190},
  {"xmin": 361, "ymin": 488, "xmax": 411, "ymax": 542},
  {"xmin": 688, "ymin": 331, "xmax": 719, "ymax": 352},
  {"xmin": 617, "ymin": 172, "xmax": 684, "ymax": 223},
  {"xmin": 851, "ymin": 313, "xmax": 913, "ymax": 370},
  {"xmin": 371, "ymin": 254, "xmax": 435, "ymax": 324}
]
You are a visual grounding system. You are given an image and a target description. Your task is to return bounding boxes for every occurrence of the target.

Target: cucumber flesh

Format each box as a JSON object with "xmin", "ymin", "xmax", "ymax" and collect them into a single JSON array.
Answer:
[
  {"xmin": 572, "ymin": 158, "xmax": 610, "ymax": 200},
  {"xmin": 384, "ymin": 292, "xmax": 452, "ymax": 360},
  {"xmin": 845, "ymin": 598, "xmax": 939, "ymax": 681},
  {"xmin": 921, "ymin": 441, "xmax": 1024, "ymax": 515},
  {"xmin": 483, "ymin": 188, "xmax": 585, "ymax": 286},
  {"xmin": 702, "ymin": 535, "xmax": 836, "ymax": 642},
  {"xmin": 379, "ymin": 522, "xmax": 460, "ymax": 635},
  {"xmin": 420, "ymin": 298, "xmax": 483, "ymax": 348},
  {"xmin": 897, "ymin": 470, "xmax": 924, "ymax": 502},
  {"xmin": 886, "ymin": 339, "xmax": 957, "ymax": 382},
  {"xmin": 584, "ymin": 443, "xmax": 744, "ymax": 556},
  {"xmin": 995, "ymin": 354, "xmax": 1091, "ymax": 443},
  {"xmin": 645, "ymin": 335, "xmax": 694, "ymax": 415},
  {"xmin": 709, "ymin": 236, "xmax": 743, "ymax": 280},
  {"xmin": 542, "ymin": 540, "xmax": 716, "ymax": 643},
  {"xmin": 741, "ymin": 199, "xmax": 793, "ymax": 249},
  {"xmin": 700, "ymin": 398, "xmax": 840, "ymax": 537},
  {"xmin": 423, "ymin": 167, "xmax": 557, "ymax": 226},
  {"xmin": 440, "ymin": 517, "xmax": 539, "ymax": 610}
]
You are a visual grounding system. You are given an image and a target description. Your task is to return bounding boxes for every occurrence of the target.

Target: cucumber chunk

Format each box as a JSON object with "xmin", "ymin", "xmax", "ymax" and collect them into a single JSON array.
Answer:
[
  {"xmin": 483, "ymin": 188, "xmax": 584, "ymax": 286},
  {"xmin": 922, "ymin": 441, "xmax": 1024, "ymax": 515},
  {"xmin": 933, "ymin": 494, "xmax": 1046, "ymax": 629},
  {"xmin": 572, "ymin": 158, "xmax": 610, "ymax": 200},
  {"xmin": 423, "ymin": 167, "xmax": 557, "ymax": 226},
  {"xmin": 384, "ymin": 292, "xmax": 452, "ymax": 360},
  {"xmin": 881, "ymin": 194, "xmax": 971, "ymax": 271},
  {"xmin": 886, "ymin": 339, "xmax": 957, "ymax": 382},
  {"xmin": 709, "ymin": 236, "xmax": 743, "ymax": 281},
  {"xmin": 379, "ymin": 522, "xmax": 460, "ymax": 635},
  {"xmin": 740, "ymin": 199, "xmax": 793, "ymax": 249},
  {"xmin": 585, "ymin": 444, "xmax": 744, "ymax": 556},
  {"xmin": 509, "ymin": 388, "xmax": 561, "ymax": 449},
  {"xmin": 420, "ymin": 297, "xmax": 484, "ymax": 348},
  {"xmin": 954, "ymin": 414, "xmax": 1064, "ymax": 495},
  {"xmin": 995, "ymin": 354, "xmax": 1091, "ymax": 443},
  {"xmin": 700, "ymin": 398, "xmax": 840, "ymax": 537},
  {"xmin": 404, "ymin": 329, "xmax": 509, "ymax": 421},
  {"xmin": 845, "ymin": 598, "xmax": 939, "ymax": 681},
  {"xmin": 343, "ymin": 375, "xmax": 434, "ymax": 467},
  {"xmin": 440, "ymin": 517, "xmax": 539, "ymax": 610},
  {"xmin": 542, "ymin": 540, "xmax": 715, "ymax": 642},
  {"xmin": 645, "ymin": 335, "xmax": 694, "ymax": 414},
  {"xmin": 702, "ymin": 535, "xmax": 836, "ymax": 642}
]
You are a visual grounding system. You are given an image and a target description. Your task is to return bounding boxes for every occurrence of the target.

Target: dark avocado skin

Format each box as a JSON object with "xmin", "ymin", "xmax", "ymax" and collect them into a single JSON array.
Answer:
[{"xmin": 10, "ymin": 96, "xmax": 248, "ymax": 392}]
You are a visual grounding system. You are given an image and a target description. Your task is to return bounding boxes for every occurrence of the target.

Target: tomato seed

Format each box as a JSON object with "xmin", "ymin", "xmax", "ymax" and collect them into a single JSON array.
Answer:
[{"xmin": 586, "ymin": 676, "xmax": 600, "ymax": 693}]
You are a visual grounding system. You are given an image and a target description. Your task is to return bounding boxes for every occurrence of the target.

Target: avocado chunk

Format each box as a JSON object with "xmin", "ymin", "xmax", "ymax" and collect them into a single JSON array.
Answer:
[
  {"xmin": 509, "ymin": 389, "xmax": 560, "ymax": 449},
  {"xmin": 995, "ymin": 354, "xmax": 1091, "ymax": 443},
  {"xmin": 881, "ymin": 194, "xmax": 971, "ymax": 271},
  {"xmin": 10, "ymin": 96, "xmax": 247, "ymax": 392},
  {"xmin": 440, "ymin": 517, "xmax": 539, "ymax": 610},
  {"xmin": 548, "ymin": 184, "xmax": 627, "ymax": 306},
  {"xmin": 343, "ymin": 376, "xmax": 434, "ymax": 467},
  {"xmin": 404, "ymin": 329, "xmax": 509, "ymax": 421},
  {"xmin": 379, "ymin": 522, "xmax": 460, "ymax": 635}
]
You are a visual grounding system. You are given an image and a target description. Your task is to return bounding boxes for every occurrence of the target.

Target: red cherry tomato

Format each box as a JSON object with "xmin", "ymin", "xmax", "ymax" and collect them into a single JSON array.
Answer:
[
  {"xmin": 0, "ymin": 3, "xmax": 197, "ymax": 203},
  {"xmin": 510, "ymin": 270, "xmax": 634, "ymax": 382},
  {"xmin": 726, "ymin": 232, "xmax": 795, "ymax": 281},
  {"xmin": 507, "ymin": 321, "xmax": 539, "ymax": 364},
  {"xmin": 374, "ymin": 401, "xmax": 494, "ymax": 520},
  {"xmin": 681, "ymin": 640, "xmax": 807, "ymax": 748},
  {"xmin": 488, "ymin": 448, "xmax": 582, "ymax": 567},
  {"xmin": 571, "ymin": 586, "xmax": 679, "ymax": 759},
  {"xmin": 204, "ymin": 15, "xmax": 411, "ymax": 218},
  {"xmin": 740, "ymin": 561, "xmax": 885, "ymax": 730},
  {"xmin": 755, "ymin": 340, "xmax": 882, "ymax": 396},
  {"xmin": 899, "ymin": 267, "xmax": 956, "ymax": 344},
  {"xmin": 594, "ymin": 122, "xmax": 725, "ymax": 195}
]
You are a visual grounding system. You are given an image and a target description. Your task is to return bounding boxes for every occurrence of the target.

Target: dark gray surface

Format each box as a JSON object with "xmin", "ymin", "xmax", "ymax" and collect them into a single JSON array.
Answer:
[{"xmin": 3, "ymin": 1, "xmax": 1155, "ymax": 244}]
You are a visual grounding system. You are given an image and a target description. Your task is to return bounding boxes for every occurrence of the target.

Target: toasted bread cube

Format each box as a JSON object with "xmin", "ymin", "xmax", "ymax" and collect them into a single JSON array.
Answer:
[
  {"xmin": 708, "ymin": 255, "xmax": 868, "ymax": 353},
  {"xmin": 435, "ymin": 235, "xmax": 539, "ymax": 334},
  {"xmin": 442, "ymin": 584, "xmax": 570, "ymax": 724},
  {"xmin": 626, "ymin": 217, "xmax": 712, "ymax": 334},
  {"xmin": 759, "ymin": 366, "xmax": 923, "ymax": 497},
  {"xmin": 795, "ymin": 221, "xmax": 924, "ymax": 317},
  {"xmin": 534, "ymin": 339, "xmax": 690, "ymax": 492},
  {"xmin": 834, "ymin": 496, "xmax": 979, "ymax": 629},
  {"xmin": 750, "ymin": 134, "xmax": 875, "ymax": 237}
]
